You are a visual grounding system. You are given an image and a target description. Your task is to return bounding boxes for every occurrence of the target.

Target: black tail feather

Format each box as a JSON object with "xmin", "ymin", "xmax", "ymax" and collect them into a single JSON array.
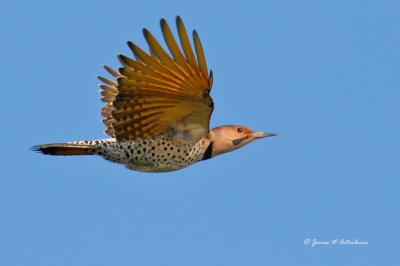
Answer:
[{"xmin": 31, "ymin": 143, "xmax": 94, "ymax": 156}]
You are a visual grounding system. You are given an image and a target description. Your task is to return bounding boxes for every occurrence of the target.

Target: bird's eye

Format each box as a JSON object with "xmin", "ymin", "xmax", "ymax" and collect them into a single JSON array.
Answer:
[{"xmin": 237, "ymin": 127, "xmax": 243, "ymax": 133}]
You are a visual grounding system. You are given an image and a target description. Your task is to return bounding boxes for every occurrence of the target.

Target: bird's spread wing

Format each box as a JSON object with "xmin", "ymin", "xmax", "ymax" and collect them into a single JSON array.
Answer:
[{"xmin": 98, "ymin": 16, "xmax": 214, "ymax": 142}]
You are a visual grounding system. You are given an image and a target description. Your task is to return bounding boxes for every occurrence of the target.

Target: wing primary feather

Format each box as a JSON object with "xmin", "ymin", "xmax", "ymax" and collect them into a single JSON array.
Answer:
[
  {"xmin": 160, "ymin": 18, "xmax": 187, "ymax": 64},
  {"xmin": 97, "ymin": 76, "xmax": 118, "ymax": 86},
  {"xmin": 103, "ymin": 65, "xmax": 122, "ymax": 77},
  {"xmin": 99, "ymin": 84, "xmax": 118, "ymax": 93},
  {"xmin": 176, "ymin": 16, "xmax": 198, "ymax": 70},
  {"xmin": 100, "ymin": 90, "xmax": 117, "ymax": 98},
  {"xmin": 208, "ymin": 70, "xmax": 213, "ymax": 88},
  {"xmin": 117, "ymin": 54, "xmax": 136, "ymax": 70},
  {"xmin": 160, "ymin": 17, "xmax": 195, "ymax": 78},
  {"xmin": 193, "ymin": 30, "xmax": 208, "ymax": 80}
]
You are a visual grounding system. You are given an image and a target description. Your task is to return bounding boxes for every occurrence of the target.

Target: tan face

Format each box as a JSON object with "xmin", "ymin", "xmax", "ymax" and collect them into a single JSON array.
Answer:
[
  {"xmin": 210, "ymin": 125, "xmax": 276, "ymax": 157},
  {"xmin": 212, "ymin": 125, "xmax": 254, "ymax": 145}
]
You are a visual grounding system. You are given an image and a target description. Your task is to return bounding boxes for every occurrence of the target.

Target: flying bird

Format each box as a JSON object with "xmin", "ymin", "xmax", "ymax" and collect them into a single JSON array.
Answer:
[{"xmin": 33, "ymin": 16, "xmax": 276, "ymax": 172}]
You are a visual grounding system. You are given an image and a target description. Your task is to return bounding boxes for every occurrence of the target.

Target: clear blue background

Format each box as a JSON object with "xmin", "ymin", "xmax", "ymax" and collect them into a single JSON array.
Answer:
[{"xmin": 1, "ymin": 0, "xmax": 399, "ymax": 265}]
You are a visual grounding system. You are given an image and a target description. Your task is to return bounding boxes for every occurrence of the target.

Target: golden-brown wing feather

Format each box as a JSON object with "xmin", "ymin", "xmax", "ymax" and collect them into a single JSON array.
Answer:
[
  {"xmin": 97, "ymin": 65, "xmax": 121, "ymax": 137},
  {"xmin": 97, "ymin": 16, "xmax": 214, "ymax": 142}
]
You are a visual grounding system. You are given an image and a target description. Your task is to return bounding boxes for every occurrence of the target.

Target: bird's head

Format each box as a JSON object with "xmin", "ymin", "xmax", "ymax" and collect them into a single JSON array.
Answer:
[{"xmin": 209, "ymin": 125, "xmax": 276, "ymax": 157}]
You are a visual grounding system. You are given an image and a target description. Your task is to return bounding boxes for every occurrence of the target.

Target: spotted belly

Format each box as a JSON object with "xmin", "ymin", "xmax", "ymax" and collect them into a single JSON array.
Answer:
[{"xmin": 83, "ymin": 136, "xmax": 211, "ymax": 172}]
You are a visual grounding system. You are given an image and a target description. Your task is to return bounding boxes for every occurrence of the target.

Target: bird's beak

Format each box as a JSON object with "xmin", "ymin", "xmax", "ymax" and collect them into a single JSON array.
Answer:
[{"xmin": 250, "ymin": 132, "xmax": 277, "ymax": 139}]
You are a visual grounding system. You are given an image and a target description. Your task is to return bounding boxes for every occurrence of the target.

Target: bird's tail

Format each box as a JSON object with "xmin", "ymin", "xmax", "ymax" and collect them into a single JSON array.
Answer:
[{"xmin": 31, "ymin": 143, "xmax": 94, "ymax": 156}]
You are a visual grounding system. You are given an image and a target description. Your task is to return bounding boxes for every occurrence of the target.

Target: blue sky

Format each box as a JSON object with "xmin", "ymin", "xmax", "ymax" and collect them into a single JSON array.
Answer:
[{"xmin": 1, "ymin": 0, "xmax": 399, "ymax": 265}]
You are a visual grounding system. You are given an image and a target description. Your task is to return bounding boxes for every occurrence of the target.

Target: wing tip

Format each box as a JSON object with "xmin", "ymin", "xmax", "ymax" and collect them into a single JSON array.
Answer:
[
  {"xmin": 142, "ymin": 27, "xmax": 150, "ymax": 37},
  {"xmin": 127, "ymin": 40, "xmax": 136, "ymax": 51},
  {"xmin": 117, "ymin": 53, "xmax": 125, "ymax": 60},
  {"xmin": 176, "ymin": 15, "xmax": 182, "ymax": 25}
]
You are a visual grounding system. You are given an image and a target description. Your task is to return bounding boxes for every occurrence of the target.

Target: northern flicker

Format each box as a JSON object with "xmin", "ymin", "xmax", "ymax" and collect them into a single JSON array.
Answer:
[{"xmin": 33, "ymin": 16, "xmax": 277, "ymax": 172}]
